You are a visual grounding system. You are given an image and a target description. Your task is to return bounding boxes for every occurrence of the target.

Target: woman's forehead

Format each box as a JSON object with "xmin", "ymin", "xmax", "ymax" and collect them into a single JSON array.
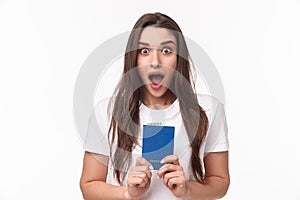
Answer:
[{"xmin": 139, "ymin": 26, "xmax": 177, "ymax": 46}]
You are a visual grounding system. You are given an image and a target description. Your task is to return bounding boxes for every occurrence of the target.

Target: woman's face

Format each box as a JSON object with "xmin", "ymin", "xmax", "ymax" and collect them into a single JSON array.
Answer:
[{"xmin": 137, "ymin": 26, "xmax": 177, "ymax": 100}]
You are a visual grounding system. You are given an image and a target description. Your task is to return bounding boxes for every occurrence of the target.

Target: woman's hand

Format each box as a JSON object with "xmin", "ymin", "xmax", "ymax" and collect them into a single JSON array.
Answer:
[
  {"xmin": 157, "ymin": 155, "xmax": 187, "ymax": 198},
  {"xmin": 125, "ymin": 157, "xmax": 153, "ymax": 200}
]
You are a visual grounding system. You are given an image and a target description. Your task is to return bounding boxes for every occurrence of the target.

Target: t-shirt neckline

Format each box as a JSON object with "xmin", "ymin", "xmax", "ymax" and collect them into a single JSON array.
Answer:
[{"xmin": 139, "ymin": 98, "xmax": 180, "ymax": 118}]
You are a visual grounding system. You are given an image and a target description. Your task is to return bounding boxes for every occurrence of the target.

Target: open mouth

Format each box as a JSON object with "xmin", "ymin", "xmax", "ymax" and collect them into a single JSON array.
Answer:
[{"xmin": 148, "ymin": 72, "xmax": 164, "ymax": 85}]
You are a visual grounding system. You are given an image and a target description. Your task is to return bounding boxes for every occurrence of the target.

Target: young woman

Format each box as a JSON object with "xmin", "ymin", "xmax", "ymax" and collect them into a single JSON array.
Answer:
[{"xmin": 80, "ymin": 12, "xmax": 230, "ymax": 200}]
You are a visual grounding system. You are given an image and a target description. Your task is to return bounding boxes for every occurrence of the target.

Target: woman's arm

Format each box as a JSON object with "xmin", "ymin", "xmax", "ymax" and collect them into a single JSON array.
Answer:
[
  {"xmin": 157, "ymin": 151, "xmax": 230, "ymax": 200},
  {"xmin": 80, "ymin": 152, "xmax": 152, "ymax": 200},
  {"xmin": 80, "ymin": 152, "xmax": 129, "ymax": 200},
  {"xmin": 183, "ymin": 151, "xmax": 230, "ymax": 200}
]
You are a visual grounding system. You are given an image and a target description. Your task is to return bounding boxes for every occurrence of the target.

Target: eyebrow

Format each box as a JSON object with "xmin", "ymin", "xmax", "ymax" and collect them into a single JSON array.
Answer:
[{"xmin": 138, "ymin": 40, "xmax": 176, "ymax": 46}]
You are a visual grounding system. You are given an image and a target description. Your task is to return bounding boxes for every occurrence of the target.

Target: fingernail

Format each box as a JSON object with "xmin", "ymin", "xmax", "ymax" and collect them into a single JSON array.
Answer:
[
  {"xmin": 149, "ymin": 166, "xmax": 154, "ymax": 170},
  {"xmin": 157, "ymin": 175, "xmax": 160, "ymax": 179},
  {"xmin": 160, "ymin": 159, "xmax": 165, "ymax": 164},
  {"xmin": 180, "ymin": 184, "xmax": 183, "ymax": 188}
]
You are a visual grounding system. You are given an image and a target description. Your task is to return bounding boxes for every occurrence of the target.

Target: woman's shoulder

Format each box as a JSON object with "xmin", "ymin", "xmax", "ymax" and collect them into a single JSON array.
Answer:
[
  {"xmin": 92, "ymin": 96, "xmax": 114, "ymax": 118},
  {"xmin": 95, "ymin": 96, "xmax": 111, "ymax": 108},
  {"xmin": 196, "ymin": 93, "xmax": 223, "ymax": 112},
  {"xmin": 95, "ymin": 95, "xmax": 117, "ymax": 109}
]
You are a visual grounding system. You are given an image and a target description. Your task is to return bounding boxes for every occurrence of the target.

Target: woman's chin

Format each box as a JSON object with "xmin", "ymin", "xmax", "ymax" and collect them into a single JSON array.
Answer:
[{"xmin": 145, "ymin": 85, "xmax": 169, "ymax": 98}]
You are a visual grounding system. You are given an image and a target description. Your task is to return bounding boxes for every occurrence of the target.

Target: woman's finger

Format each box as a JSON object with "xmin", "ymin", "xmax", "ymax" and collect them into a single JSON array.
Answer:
[
  {"xmin": 167, "ymin": 177, "xmax": 184, "ymax": 189},
  {"xmin": 163, "ymin": 171, "xmax": 182, "ymax": 186},
  {"xmin": 157, "ymin": 164, "xmax": 183, "ymax": 178},
  {"xmin": 136, "ymin": 157, "xmax": 154, "ymax": 170},
  {"xmin": 128, "ymin": 177, "xmax": 147, "ymax": 187},
  {"xmin": 128, "ymin": 172, "xmax": 149, "ymax": 187},
  {"xmin": 130, "ymin": 165, "xmax": 149, "ymax": 172},
  {"xmin": 160, "ymin": 155, "xmax": 179, "ymax": 165},
  {"xmin": 129, "ymin": 171, "xmax": 149, "ymax": 183},
  {"xmin": 130, "ymin": 165, "xmax": 152, "ymax": 179}
]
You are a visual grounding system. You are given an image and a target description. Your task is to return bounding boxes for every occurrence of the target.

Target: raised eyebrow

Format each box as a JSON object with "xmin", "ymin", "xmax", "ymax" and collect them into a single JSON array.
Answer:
[
  {"xmin": 138, "ymin": 42, "xmax": 150, "ymax": 46},
  {"xmin": 138, "ymin": 40, "xmax": 176, "ymax": 46},
  {"xmin": 160, "ymin": 40, "xmax": 176, "ymax": 46}
]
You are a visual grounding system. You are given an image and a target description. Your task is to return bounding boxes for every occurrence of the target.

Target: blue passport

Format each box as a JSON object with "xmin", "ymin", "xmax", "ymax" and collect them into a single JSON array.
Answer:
[{"xmin": 142, "ymin": 125, "xmax": 175, "ymax": 170}]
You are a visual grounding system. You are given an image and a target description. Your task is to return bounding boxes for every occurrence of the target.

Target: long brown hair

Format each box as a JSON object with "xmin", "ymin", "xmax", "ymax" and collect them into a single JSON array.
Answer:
[{"xmin": 107, "ymin": 12, "xmax": 209, "ymax": 184}]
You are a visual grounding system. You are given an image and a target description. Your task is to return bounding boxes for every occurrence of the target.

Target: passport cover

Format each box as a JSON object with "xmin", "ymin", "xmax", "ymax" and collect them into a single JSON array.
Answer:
[{"xmin": 142, "ymin": 125, "xmax": 175, "ymax": 170}]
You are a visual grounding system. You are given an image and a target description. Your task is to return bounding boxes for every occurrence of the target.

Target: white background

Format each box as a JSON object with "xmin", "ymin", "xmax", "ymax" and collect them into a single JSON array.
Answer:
[{"xmin": 1, "ymin": 0, "xmax": 300, "ymax": 199}]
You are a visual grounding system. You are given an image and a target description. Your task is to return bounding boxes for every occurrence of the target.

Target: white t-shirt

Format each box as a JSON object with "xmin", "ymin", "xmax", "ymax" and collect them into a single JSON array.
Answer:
[{"xmin": 84, "ymin": 94, "xmax": 229, "ymax": 199}]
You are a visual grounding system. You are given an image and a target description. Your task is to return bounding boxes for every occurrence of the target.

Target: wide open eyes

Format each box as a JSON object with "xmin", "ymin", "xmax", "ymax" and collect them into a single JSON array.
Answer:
[
  {"xmin": 161, "ymin": 47, "xmax": 172, "ymax": 54},
  {"xmin": 139, "ymin": 47, "xmax": 173, "ymax": 55},
  {"xmin": 139, "ymin": 47, "xmax": 150, "ymax": 54}
]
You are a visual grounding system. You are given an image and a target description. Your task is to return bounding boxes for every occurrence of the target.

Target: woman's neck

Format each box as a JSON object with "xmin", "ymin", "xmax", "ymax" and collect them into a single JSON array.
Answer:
[{"xmin": 141, "ymin": 89, "xmax": 177, "ymax": 109}]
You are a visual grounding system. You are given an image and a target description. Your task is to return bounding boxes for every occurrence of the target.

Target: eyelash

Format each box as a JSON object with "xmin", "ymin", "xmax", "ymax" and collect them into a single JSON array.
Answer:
[{"xmin": 139, "ymin": 47, "xmax": 173, "ymax": 54}]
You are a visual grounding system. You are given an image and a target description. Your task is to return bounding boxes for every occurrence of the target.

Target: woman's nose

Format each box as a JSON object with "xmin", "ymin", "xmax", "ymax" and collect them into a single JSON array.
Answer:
[{"xmin": 151, "ymin": 49, "xmax": 160, "ymax": 68}]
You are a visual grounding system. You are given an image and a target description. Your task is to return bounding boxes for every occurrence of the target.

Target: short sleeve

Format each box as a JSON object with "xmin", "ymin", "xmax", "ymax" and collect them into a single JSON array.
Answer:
[
  {"xmin": 204, "ymin": 99, "xmax": 229, "ymax": 155},
  {"xmin": 83, "ymin": 98, "xmax": 111, "ymax": 156}
]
